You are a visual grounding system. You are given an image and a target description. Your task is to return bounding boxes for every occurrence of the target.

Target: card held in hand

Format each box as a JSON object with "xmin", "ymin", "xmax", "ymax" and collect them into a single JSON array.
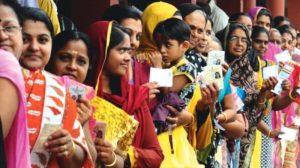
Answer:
[{"xmin": 207, "ymin": 50, "xmax": 225, "ymax": 66}]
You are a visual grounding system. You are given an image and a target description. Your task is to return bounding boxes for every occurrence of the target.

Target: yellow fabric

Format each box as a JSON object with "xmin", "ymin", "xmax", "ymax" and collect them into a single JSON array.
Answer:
[
  {"xmin": 134, "ymin": 2, "xmax": 177, "ymax": 63},
  {"xmin": 128, "ymin": 146, "xmax": 136, "ymax": 168},
  {"xmin": 158, "ymin": 126, "xmax": 202, "ymax": 168},
  {"xmin": 91, "ymin": 96, "xmax": 139, "ymax": 158},
  {"xmin": 171, "ymin": 58, "xmax": 195, "ymax": 82},
  {"xmin": 38, "ymin": 0, "xmax": 61, "ymax": 35},
  {"xmin": 195, "ymin": 113, "xmax": 213, "ymax": 149},
  {"xmin": 251, "ymin": 130, "xmax": 262, "ymax": 168},
  {"xmin": 257, "ymin": 57, "xmax": 263, "ymax": 90}
]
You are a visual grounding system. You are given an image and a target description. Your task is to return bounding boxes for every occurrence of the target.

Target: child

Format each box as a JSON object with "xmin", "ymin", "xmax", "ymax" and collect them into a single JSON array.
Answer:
[{"xmin": 152, "ymin": 18, "xmax": 202, "ymax": 167}]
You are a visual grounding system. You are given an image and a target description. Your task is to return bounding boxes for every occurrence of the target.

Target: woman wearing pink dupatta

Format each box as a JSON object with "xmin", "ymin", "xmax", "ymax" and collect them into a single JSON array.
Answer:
[{"xmin": 0, "ymin": 50, "xmax": 31, "ymax": 168}]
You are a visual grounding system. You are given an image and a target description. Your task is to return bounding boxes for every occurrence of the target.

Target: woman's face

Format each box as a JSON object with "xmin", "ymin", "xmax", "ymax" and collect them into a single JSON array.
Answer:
[
  {"xmin": 0, "ymin": 5, "xmax": 23, "ymax": 58},
  {"xmin": 252, "ymin": 32, "xmax": 269, "ymax": 56},
  {"xmin": 255, "ymin": 15, "xmax": 271, "ymax": 32},
  {"xmin": 20, "ymin": 20, "xmax": 52, "ymax": 70},
  {"xmin": 104, "ymin": 34, "xmax": 131, "ymax": 76},
  {"xmin": 237, "ymin": 15, "xmax": 252, "ymax": 35},
  {"xmin": 121, "ymin": 18, "xmax": 142, "ymax": 53},
  {"xmin": 227, "ymin": 28, "xmax": 248, "ymax": 58},
  {"xmin": 281, "ymin": 32, "xmax": 293, "ymax": 52},
  {"xmin": 51, "ymin": 40, "xmax": 89, "ymax": 83}
]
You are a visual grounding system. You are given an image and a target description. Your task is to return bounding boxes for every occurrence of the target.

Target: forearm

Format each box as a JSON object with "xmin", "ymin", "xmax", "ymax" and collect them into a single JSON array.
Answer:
[
  {"xmin": 222, "ymin": 114, "xmax": 247, "ymax": 138},
  {"xmin": 217, "ymin": 109, "xmax": 236, "ymax": 123},
  {"xmin": 83, "ymin": 123, "xmax": 97, "ymax": 162},
  {"xmin": 58, "ymin": 143, "xmax": 86, "ymax": 168},
  {"xmin": 272, "ymin": 94, "xmax": 293, "ymax": 111},
  {"xmin": 257, "ymin": 120, "xmax": 270, "ymax": 136}
]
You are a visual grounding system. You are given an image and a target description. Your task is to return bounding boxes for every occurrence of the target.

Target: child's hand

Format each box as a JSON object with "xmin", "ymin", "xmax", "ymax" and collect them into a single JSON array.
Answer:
[
  {"xmin": 196, "ymin": 83, "xmax": 219, "ymax": 112},
  {"xmin": 281, "ymin": 79, "xmax": 291, "ymax": 92},
  {"xmin": 77, "ymin": 97, "xmax": 92, "ymax": 125},
  {"xmin": 165, "ymin": 105, "xmax": 193, "ymax": 127},
  {"xmin": 142, "ymin": 82, "xmax": 160, "ymax": 102},
  {"xmin": 149, "ymin": 51, "xmax": 162, "ymax": 68}
]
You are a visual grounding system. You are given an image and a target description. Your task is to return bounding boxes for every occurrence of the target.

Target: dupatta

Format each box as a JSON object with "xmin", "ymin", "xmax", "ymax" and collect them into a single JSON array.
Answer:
[{"xmin": 87, "ymin": 21, "xmax": 163, "ymax": 168}]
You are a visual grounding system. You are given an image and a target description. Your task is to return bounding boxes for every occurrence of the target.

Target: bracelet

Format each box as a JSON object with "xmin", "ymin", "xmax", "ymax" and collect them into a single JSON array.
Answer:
[
  {"xmin": 65, "ymin": 140, "xmax": 76, "ymax": 159},
  {"xmin": 289, "ymin": 91, "xmax": 296, "ymax": 101},
  {"xmin": 105, "ymin": 152, "xmax": 117, "ymax": 167},
  {"xmin": 258, "ymin": 99, "xmax": 266, "ymax": 105},
  {"xmin": 267, "ymin": 130, "xmax": 271, "ymax": 138}
]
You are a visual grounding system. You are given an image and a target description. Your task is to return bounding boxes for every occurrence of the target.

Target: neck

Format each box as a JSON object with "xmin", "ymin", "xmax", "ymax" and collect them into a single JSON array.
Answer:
[{"xmin": 101, "ymin": 72, "xmax": 111, "ymax": 94}]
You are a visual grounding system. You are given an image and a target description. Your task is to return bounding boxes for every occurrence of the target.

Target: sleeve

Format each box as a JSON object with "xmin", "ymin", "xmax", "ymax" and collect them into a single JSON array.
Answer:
[{"xmin": 174, "ymin": 63, "xmax": 197, "ymax": 83}]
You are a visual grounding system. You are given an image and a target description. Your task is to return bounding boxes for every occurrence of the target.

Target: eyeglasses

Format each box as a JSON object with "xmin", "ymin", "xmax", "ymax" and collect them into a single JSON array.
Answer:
[
  {"xmin": 253, "ymin": 39, "xmax": 269, "ymax": 45},
  {"xmin": 0, "ymin": 26, "xmax": 22, "ymax": 36},
  {"xmin": 229, "ymin": 36, "xmax": 248, "ymax": 44}
]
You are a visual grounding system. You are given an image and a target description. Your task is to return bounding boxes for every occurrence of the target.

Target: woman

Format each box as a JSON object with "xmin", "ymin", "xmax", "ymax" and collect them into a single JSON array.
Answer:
[
  {"xmin": 45, "ymin": 30, "xmax": 97, "ymax": 161},
  {"xmin": 216, "ymin": 22, "xmax": 277, "ymax": 167},
  {"xmin": 20, "ymin": 7, "xmax": 93, "ymax": 167},
  {"xmin": 87, "ymin": 21, "xmax": 163, "ymax": 168},
  {"xmin": 0, "ymin": 1, "xmax": 31, "ymax": 167}
]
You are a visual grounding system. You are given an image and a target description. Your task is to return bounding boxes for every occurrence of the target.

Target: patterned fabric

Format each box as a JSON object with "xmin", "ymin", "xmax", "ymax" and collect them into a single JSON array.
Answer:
[
  {"xmin": 171, "ymin": 58, "xmax": 197, "ymax": 105},
  {"xmin": 260, "ymin": 112, "xmax": 273, "ymax": 168},
  {"xmin": 185, "ymin": 49, "xmax": 207, "ymax": 77},
  {"xmin": 24, "ymin": 70, "xmax": 93, "ymax": 168}
]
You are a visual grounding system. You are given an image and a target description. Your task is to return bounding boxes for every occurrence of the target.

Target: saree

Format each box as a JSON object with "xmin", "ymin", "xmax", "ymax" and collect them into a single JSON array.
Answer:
[
  {"xmin": 24, "ymin": 69, "xmax": 93, "ymax": 168},
  {"xmin": 0, "ymin": 50, "xmax": 31, "ymax": 168},
  {"xmin": 87, "ymin": 21, "xmax": 163, "ymax": 168}
]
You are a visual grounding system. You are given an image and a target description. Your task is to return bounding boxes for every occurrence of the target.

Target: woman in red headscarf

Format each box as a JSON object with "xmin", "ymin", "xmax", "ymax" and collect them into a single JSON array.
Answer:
[{"xmin": 86, "ymin": 21, "xmax": 163, "ymax": 168}]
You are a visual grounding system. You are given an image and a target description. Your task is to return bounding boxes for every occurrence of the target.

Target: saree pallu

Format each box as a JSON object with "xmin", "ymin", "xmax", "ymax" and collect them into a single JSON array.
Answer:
[{"xmin": 24, "ymin": 70, "xmax": 93, "ymax": 168}]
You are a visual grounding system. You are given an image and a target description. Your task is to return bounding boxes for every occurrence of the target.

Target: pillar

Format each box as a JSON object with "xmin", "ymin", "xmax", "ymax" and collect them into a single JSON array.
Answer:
[
  {"xmin": 266, "ymin": 0, "xmax": 285, "ymax": 17},
  {"xmin": 287, "ymin": 0, "xmax": 300, "ymax": 30},
  {"xmin": 243, "ymin": 0, "xmax": 256, "ymax": 13}
]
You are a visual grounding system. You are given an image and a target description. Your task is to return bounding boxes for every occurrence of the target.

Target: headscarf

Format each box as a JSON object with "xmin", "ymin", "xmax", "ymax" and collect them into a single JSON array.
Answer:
[
  {"xmin": 87, "ymin": 21, "xmax": 163, "ymax": 167},
  {"xmin": 134, "ymin": 2, "xmax": 177, "ymax": 63},
  {"xmin": 248, "ymin": 7, "xmax": 264, "ymax": 24}
]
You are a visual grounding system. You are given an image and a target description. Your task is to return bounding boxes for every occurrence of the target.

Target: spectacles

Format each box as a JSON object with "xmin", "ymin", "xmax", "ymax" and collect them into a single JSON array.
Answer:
[
  {"xmin": 229, "ymin": 36, "xmax": 248, "ymax": 44},
  {"xmin": 253, "ymin": 39, "xmax": 269, "ymax": 45},
  {"xmin": 0, "ymin": 26, "xmax": 22, "ymax": 36}
]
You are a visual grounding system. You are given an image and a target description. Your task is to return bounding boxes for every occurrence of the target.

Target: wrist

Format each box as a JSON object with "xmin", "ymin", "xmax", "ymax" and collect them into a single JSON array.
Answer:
[{"xmin": 105, "ymin": 152, "xmax": 117, "ymax": 167}]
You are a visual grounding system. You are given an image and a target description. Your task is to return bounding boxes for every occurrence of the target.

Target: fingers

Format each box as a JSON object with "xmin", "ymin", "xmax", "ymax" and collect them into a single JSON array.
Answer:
[
  {"xmin": 45, "ymin": 129, "xmax": 73, "ymax": 157},
  {"xmin": 166, "ymin": 116, "xmax": 178, "ymax": 125},
  {"xmin": 165, "ymin": 105, "xmax": 180, "ymax": 116}
]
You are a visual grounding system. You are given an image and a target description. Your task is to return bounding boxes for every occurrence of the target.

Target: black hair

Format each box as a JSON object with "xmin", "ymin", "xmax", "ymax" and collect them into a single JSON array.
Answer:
[
  {"xmin": 153, "ymin": 18, "xmax": 190, "ymax": 46},
  {"xmin": 277, "ymin": 25, "xmax": 295, "ymax": 39},
  {"xmin": 46, "ymin": 30, "xmax": 93, "ymax": 72},
  {"xmin": 257, "ymin": 8, "xmax": 273, "ymax": 26},
  {"xmin": 229, "ymin": 12, "xmax": 251, "ymax": 23},
  {"xmin": 251, "ymin": 26, "xmax": 269, "ymax": 40},
  {"xmin": 0, "ymin": 0, "xmax": 23, "ymax": 24},
  {"xmin": 102, "ymin": 4, "xmax": 141, "ymax": 23},
  {"xmin": 22, "ymin": 7, "xmax": 54, "ymax": 37},
  {"xmin": 108, "ymin": 22, "xmax": 131, "ymax": 52},
  {"xmin": 178, "ymin": 3, "xmax": 207, "ymax": 21},
  {"xmin": 297, "ymin": 33, "xmax": 300, "ymax": 39},
  {"xmin": 273, "ymin": 16, "xmax": 290, "ymax": 28}
]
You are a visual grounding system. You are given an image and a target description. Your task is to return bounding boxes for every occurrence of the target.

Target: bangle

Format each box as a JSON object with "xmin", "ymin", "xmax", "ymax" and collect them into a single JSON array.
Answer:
[
  {"xmin": 267, "ymin": 130, "xmax": 271, "ymax": 138},
  {"xmin": 289, "ymin": 91, "xmax": 296, "ymax": 101},
  {"xmin": 220, "ymin": 113, "xmax": 227, "ymax": 122},
  {"xmin": 105, "ymin": 152, "xmax": 117, "ymax": 167},
  {"xmin": 65, "ymin": 140, "xmax": 76, "ymax": 159}
]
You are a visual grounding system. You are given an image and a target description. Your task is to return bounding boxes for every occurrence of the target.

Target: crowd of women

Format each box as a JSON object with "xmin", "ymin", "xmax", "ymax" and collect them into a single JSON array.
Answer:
[{"xmin": 1, "ymin": 0, "xmax": 300, "ymax": 167}]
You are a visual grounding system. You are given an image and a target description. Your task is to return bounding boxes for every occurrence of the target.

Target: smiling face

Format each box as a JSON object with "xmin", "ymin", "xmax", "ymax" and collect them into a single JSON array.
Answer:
[
  {"xmin": 104, "ymin": 34, "xmax": 131, "ymax": 76},
  {"xmin": 227, "ymin": 28, "xmax": 248, "ymax": 58},
  {"xmin": 252, "ymin": 32, "xmax": 269, "ymax": 56},
  {"xmin": 20, "ymin": 20, "xmax": 52, "ymax": 70},
  {"xmin": 51, "ymin": 40, "xmax": 89, "ymax": 83},
  {"xmin": 0, "ymin": 4, "xmax": 23, "ymax": 58},
  {"xmin": 281, "ymin": 32, "xmax": 293, "ymax": 52}
]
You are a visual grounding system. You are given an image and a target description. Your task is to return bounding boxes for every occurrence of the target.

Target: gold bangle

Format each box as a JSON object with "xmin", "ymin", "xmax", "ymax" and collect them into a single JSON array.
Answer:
[
  {"xmin": 65, "ymin": 140, "xmax": 76, "ymax": 159},
  {"xmin": 105, "ymin": 152, "xmax": 117, "ymax": 167},
  {"xmin": 267, "ymin": 130, "xmax": 271, "ymax": 138},
  {"xmin": 289, "ymin": 91, "xmax": 296, "ymax": 101}
]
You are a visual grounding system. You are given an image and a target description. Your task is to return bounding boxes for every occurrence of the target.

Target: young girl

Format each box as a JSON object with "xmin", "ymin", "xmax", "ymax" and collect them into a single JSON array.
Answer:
[
  {"xmin": 87, "ymin": 21, "xmax": 163, "ymax": 168},
  {"xmin": 20, "ymin": 7, "xmax": 93, "ymax": 167}
]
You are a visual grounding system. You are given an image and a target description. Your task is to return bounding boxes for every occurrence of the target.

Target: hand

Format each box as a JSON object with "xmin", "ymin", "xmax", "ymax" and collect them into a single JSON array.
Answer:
[
  {"xmin": 142, "ymin": 82, "xmax": 160, "ymax": 102},
  {"xmin": 261, "ymin": 77, "xmax": 278, "ymax": 92},
  {"xmin": 149, "ymin": 51, "xmax": 162, "ymax": 68},
  {"xmin": 196, "ymin": 83, "xmax": 219, "ymax": 111},
  {"xmin": 279, "ymin": 61, "xmax": 285, "ymax": 70},
  {"xmin": 270, "ymin": 128, "xmax": 283, "ymax": 138},
  {"xmin": 134, "ymin": 53, "xmax": 146, "ymax": 63},
  {"xmin": 165, "ymin": 105, "xmax": 192, "ymax": 127},
  {"xmin": 221, "ymin": 63, "xmax": 229, "ymax": 75},
  {"xmin": 95, "ymin": 138, "xmax": 114, "ymax": 165},
  {"xmin": 281, "ymin": 79, "xmax": 291, "ymax": 92},
  {"xmin": 77, "ymin": 98, "xmax": 92, "ymax": 125},
  {"xmin": 45, "ymin": 129, "xmax": 75, "ymax": 158}
]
